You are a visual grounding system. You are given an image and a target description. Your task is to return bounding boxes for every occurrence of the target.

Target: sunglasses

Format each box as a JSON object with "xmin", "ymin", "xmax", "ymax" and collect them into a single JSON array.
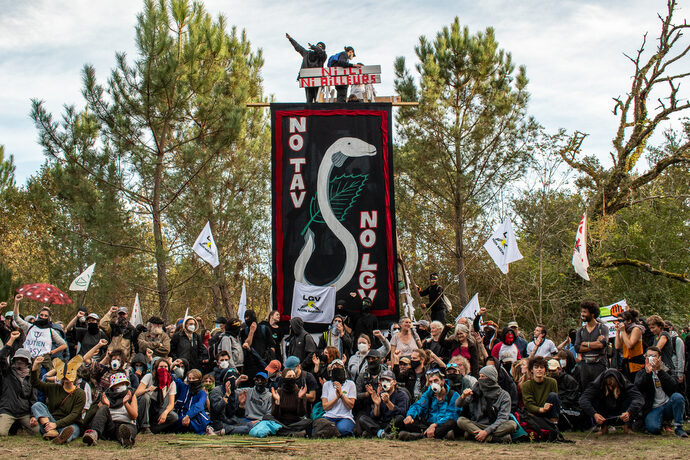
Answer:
[{"xmin": 425, "ymin": 369, "xmax": 442, "ymax": 376}]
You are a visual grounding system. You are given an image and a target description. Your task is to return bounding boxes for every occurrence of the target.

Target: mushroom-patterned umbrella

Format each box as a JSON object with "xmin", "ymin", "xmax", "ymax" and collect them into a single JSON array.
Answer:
[{"xmin": 16, "ymin": 283, "xmax": 73, "ymax": 305}]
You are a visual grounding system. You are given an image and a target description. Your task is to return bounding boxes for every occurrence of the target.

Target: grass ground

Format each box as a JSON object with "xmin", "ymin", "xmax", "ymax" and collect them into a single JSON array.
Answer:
[{"xmin": 0, "ymin": 429, "xmax": 686, "ymax": 459}]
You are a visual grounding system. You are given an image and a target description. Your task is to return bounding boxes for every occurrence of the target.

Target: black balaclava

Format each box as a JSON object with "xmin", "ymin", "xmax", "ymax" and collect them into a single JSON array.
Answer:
[
  {"xmin": 282, "ymin": 377, "xmax": 297, "ymax": 393},
  {"xmin": 189, "ymin": 380, "xmax": 203, "ymax": 395},
  {"xmin": 87, "ymin": 323, "xmax": 99, "ymax": 335},
  {"xmin": 290, "ymin": 317, "xmax": 305, "ymax": 336},
  {"xmin": 330, "ymin": 367, "xmax": 346, "ymax": 384},
  {"xmin": 244, "ymin": 310, "xmax": 257, "ymax": 326}
]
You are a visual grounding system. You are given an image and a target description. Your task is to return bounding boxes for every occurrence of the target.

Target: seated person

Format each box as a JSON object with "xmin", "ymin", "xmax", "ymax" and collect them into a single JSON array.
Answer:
[
  {"xmin": 271, "ymin": 368, "xmax": 311, "ymax": 435},
  {"xmin": 320, "ymin": 359, "xmax": 356, "ymax": 436},
  {"xmin": 356, "ymin": 370, "xmax": 409, "ymax": 438},
  {"xmin": 485, "ymin": 356, "xmax": 518, "ymax": 412},
  {"xmin": 208, "ymin": 369, "xmax": 250, "ymax": 435},
  {"xmin": 547, "ymin": 359, "xmax": 579, "ymax": 410},
  {"xmin": 398, "ymin": 369, "xmax": 461, "ymax": 441},
  {"xmin": 134, "ymin": 358, "xmax": 178, "ymax": 433},
  {"xmin": 30, "ymin": 355, "xmax": 86, "ymax": 445},
  {"xmin": 579, "ymin": 368, "xmax": 644, "ymax": 435},
  {"xmin": 238, "ymin": 372, "xmax": 272, "ymax": 424},
  {"xmin": 176, "ymin": 369, "xmax": 211, "ymax": 434},
  {"xmin": 0, "ymin": 333, "xmax": 39, "ymax": 436},
  {"xmin": 456, "ymin": 365, "xmax": 517, "ymax": 443},
  {"xmin": 634, "ymin": 346, "xmax": 687, "ymax": 437},
  {"xmin": 82, "ymin": 372, "xmax": 137, "ymax": 447},
  {"xmin": 521, "ymin": 357, "xmax": 560, "ymax": 422},
  {"xmin": 445, "ymin": 357, "xmax": 477, "ymax": 393}
]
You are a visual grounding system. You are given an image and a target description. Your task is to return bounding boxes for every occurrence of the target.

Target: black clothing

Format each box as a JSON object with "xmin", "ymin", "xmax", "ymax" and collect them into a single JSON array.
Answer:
[
  {"xmin": 170, "ymin": 331, "xmax": 207, "ymax": 371},
  {"xmin": 286, "ymin": 318, "xmax": 317, "ymax": 369},
  {"xmin": 554, "ymin": 372, "xmax": 580, "ymax": 409},
  {"xmin": 0, "ymin": 346, "xmax": 35, "ymax": 417},
  {"xmin": 419, "ymin": 284, "xmax": 444, "ymax": 321},
  {"xmin": 579, "ymin": 368, "xmax": 644, "ymax": 419},
  {"xmin": 634, "ymin": 368, "xmax": 679, "ymax": 414}
]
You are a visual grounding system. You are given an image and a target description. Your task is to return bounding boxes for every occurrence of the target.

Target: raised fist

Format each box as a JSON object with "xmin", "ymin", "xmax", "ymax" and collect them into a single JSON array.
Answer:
[
  {"xmin": 98, "ymin": 339, "xmax": 108, "ymax": 347},
  {"xmin": 15, "ymin": 294, "xmax": 23, "ymax": 302}
]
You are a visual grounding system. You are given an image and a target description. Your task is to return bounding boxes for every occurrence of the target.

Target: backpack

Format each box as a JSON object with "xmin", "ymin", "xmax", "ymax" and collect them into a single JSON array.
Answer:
[
  {"xmin": 312, "ymin": 417, "xmax": 340, "ymax": 438},
  {"xmin": 207, "ymin": 332, "xmax": 223, "ymax": 363},
  {"xmin": 327, "ymin": 52, "xmax": 343, "ymax": 67},
  {"xmin": 513, "ymin": 408, "xmax": 569, "ymax": 443}
]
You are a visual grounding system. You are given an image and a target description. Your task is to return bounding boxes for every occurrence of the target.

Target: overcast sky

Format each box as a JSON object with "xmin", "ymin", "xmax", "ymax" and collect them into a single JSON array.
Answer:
[{"xmin": 0, "ymin": 0, "xmax": 682, "ymax": 184}]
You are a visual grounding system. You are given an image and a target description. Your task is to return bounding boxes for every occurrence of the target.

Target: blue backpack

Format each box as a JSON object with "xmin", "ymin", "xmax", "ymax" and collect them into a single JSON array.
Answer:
[{"xmin": 327, "ymin": 52, "xmax": 343, "ymax": 67}]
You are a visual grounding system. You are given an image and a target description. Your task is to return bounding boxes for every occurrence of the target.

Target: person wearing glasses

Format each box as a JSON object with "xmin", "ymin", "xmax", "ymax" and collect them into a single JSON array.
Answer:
[{"xmin": 397, "ymin": 369, "xmax": 462, "ymax": 441}]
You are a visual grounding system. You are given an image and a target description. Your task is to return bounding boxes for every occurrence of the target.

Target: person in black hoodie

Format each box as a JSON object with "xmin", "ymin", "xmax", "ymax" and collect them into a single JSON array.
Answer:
[
  {"xmin": 170, "ymin": 317, "xmax": 207, "ymax": 372},
  {"xmin": 579, "ymin": 368, "xmax": 644, "ymax": 434},
  {"xmin": 242, "ymin": 310, "xmax": 270, "ymax": 380},
  {"xmin": 353, "ymin": 298, "xmax": 378, "ymax": 351},
  {"xmin": 634, "ymin": 346, "xmax": 687, "ymax": 437},
  {"xmin": 0, "ymin": 332, "xmax": 38, "ymax": 436},
  {"xmin": 286, "ymin": 317, "xmax": 317, "ymax": 370},
  {"xmin": 286, "ymin": 33, "xmax": 327, "ymax": 103}
]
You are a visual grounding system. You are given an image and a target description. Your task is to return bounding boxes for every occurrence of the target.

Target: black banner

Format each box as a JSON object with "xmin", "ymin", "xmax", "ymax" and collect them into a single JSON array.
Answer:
[{"xmin": 271, "ymin": 103, "xmax": 398, "ymax": 322}]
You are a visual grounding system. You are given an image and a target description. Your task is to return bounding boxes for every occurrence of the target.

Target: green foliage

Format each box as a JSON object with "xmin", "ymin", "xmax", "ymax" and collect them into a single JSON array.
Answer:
[{"xmin": 0, "ymin": 145, "xmax": 16, "ymax": 193}]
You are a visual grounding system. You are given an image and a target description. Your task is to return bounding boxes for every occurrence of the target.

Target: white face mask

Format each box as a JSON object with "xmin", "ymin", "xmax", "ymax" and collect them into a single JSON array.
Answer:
[
  {"xmin": 559, "ymin": 359, "xmax": 567, "ymax": 369},
  {"xmin": 430, "ymin": 382, "xmax": 442, "ymax": 393},
  {"xmin": 111, "ymin": 359, "xmax": 121, "ymax": 370},
  {"xmin": 357, "ymin": 343, "xmax": 368, "ymax": 354},
  {"xmin": 219, "ymin": 361, "xmax": 229, "ymax": 369},
  {"xmin": 188, "ymin": 324, "xmax": 196, "ymax": 332},
  {"xmin": 381, "ymin": 380, "xmax": 392, "ymax": 391}
]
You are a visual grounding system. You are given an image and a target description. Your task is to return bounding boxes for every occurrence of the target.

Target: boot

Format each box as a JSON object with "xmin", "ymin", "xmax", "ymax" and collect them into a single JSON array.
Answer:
[{"xmin": 82, "ymin": 429, "xmax": 98, "ymax": 446}]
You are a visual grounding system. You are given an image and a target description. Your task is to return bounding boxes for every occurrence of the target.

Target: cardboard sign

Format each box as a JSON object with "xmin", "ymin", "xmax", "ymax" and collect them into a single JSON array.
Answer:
[
  {"xmin": 299, "ymin": 65, "xmax": 382, "ymax": 79},
  {"xmin": 299, "ymin": 74, "xmax": 381, "ymax": 88},
  {"xmin": 600, "ymin": 299, "xmax": 628, "ymax": 338}
]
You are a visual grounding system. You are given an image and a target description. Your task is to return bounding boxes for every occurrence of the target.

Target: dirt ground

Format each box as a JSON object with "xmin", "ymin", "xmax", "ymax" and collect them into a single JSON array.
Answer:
[{"xmin": 0, "ymin": 430, "xmax": 686, "ymax": 459}]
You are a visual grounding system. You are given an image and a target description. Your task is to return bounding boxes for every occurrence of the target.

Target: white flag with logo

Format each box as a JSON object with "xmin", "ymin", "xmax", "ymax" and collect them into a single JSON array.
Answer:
[
  {"xmin": 237, "ymin": 281, "xmax": 247, "ymax": 321},
  {"xmin": 291, "ymin": 281, "xmax": 336, "ymax": 324},
  {"xmin": 193, "ymin": 221, "xmax": 220, "ymax": 268},
  {"xmin": 402, "ymin": 266, "xmax": 415, "ymax": 319},
  {"xmin": 483, "ymin": 217, "xmax": 523, "ymax": 274},
  {"xmin": 130, "ymin": 293, "xmax": 143, "ymax": 327},
  {"xmin": 572, "ymin": 213, "xmax": 590, "ymax": 281},
  {"xmin": 69, "ymin": 263, "xmax": 96, "ymax": 291},
  {"xmin": 455, "ymin": 292, "xmax": 480, "ymax": 323}
]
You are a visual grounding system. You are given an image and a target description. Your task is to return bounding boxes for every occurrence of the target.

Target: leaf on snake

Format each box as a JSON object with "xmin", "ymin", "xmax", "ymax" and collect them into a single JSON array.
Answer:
[{"xmin": 301, "ymin": 174, "xmax": 368, "ymax": 236}]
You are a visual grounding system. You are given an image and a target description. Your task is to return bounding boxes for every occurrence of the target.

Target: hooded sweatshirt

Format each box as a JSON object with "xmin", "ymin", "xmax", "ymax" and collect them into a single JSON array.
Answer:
[
  {"xmin": 287, "ymin": 317, "xmax": 316, "ymax": 366},
  {"xmin": 579, "ymin": 368, "xmax": 644, "ymax": 418},
  {"xmin": 456, "ymin": 366, "xmax": 512, "ymax": 434},
  {"xmin": 0, "ymin": 347, "xmax": 35, "ymax": 417},
  {"xmin": 171, "ymin": 318, "xmax": 208, "ymax": 371}
]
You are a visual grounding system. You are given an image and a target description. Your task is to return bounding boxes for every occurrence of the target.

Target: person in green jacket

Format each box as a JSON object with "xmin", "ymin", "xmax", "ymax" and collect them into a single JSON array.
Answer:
[
  {"xmin": 30, "ymin": 355, "xmax": 86, "ymax": 444},
  {"xmin": 521, "ymin": 356, "xmax": 561, "ymax": 423}
]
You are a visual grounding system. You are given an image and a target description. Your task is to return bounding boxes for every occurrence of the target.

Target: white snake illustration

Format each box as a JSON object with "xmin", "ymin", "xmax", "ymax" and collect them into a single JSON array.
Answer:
[{"xmin": 294, "ymin": 137, "xmax": 377, "ymax": 289}]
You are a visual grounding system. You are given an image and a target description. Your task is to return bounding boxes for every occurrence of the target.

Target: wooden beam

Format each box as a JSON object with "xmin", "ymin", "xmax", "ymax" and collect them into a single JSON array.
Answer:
[{"xmin": 246, "ymin": 101, "xmax": 418, "ymax": 107}]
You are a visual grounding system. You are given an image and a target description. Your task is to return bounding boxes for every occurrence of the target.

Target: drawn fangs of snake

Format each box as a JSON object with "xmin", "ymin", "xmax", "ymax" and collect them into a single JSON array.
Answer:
[{"xmin": 294, "ymin": 137, "xmax": 377, "ymax": 290}]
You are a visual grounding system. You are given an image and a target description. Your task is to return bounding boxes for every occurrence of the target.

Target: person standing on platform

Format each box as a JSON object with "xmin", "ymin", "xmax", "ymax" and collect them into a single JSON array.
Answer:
[
  {"xmin": 286, "ymin": 33, "xmax": 327, "ymax": 103},
  {"xmin": 328, "ymin": 46, "xmax": 361, "ymax": 103}
]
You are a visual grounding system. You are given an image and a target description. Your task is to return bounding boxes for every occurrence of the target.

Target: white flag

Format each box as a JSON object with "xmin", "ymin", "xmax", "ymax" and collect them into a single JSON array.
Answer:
[
  {"xmin": 193, "ymin": 222, "xmax": 220, "ymax": 268},
  {"xmin": 572, "ymin": 213, "xmax": 590, "ymax": 281},
  {"xmin": 291, "ymin": 281, "xmax": 336, "ymax": 324},
  {"xmin": 69, "ymin": 263, "xmax": 96, "ymax": 291},
  {"xmin": 483, "ymin": 217, "xmax": 523, "ymax": 274},
  {"xmin": 402, "ymin": 266, "xmax": 415, "ymax": 319},
  {"xmin": 130, "ymin": 293, "xmax": 143, "ymax": 327},
  {"xmin": 455, "ymin": 292, "xmax": 480, "ymax": 323},
  {"xmin": 237, "ymin": 281, "xmax": 247, "ymax": 321}
]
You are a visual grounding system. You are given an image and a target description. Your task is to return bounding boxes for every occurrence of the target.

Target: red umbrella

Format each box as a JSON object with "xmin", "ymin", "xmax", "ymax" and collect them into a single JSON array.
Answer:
[{"xmin": 16, "ymin": 283, "xmax": 73, "ymax": 305}]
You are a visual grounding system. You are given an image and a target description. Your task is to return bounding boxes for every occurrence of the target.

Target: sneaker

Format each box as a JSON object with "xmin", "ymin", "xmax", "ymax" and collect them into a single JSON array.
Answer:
[
  {"xmin": 139, "ymin": 427, "xmax": 152, "ymax": 435},
  {"xmin": 398, "ymin": 431, "xmax": 423, "ymax": 441},
  {"xmin": 493, "ymin": 434, "xmax": 512, "ymax": 444},
  {"xmin": 675, "ymin": 428, "xmax": 688, "ymax": 438},
  {"xmin": 289, "ymin": 430, "xmax": 307, "ymax": 438},
  {"xmin": 52, "ymin": 426, "xmax": 74, "ymax": 445},
  {"xmin": 119, "ymin": 424, "xmax": 134, "ymax": 448},
  {"xmin": 463, "ymin": 431, "xmax": 473, "ymax": 441},
  {"xmin": 82, "ymin": 429, "xmax": 98, "ymax": 446},
  {"xmin": 205, "ymin": 426, "xmax": 217, "ymax": 436},
  {"xmin": 444, "ymin": 430, "xmax": 456, "ymax": 441},
  {"xmin": 382, "ymin": 432, "xmax": 396, "ymax": 440}
]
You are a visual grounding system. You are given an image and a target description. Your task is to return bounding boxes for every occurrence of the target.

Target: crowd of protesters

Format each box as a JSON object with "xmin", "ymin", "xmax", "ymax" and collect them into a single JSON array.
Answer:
[{"xmin": 0, "ymin": 282, "xmax": 688, "ymax": 448}]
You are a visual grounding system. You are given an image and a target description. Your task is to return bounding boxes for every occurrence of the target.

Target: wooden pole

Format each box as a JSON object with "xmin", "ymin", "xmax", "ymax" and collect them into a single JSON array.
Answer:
[{"xmin": 246, "ymin": 102, "xmax": 419, "ymax": 107}]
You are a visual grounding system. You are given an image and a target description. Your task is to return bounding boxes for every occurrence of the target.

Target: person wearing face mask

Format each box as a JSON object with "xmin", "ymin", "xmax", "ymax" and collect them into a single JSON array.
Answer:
[
  {"xmin": 30, "ymin": 355, "xmax": 86, "ymax": 444},
  {"xmin": 319, "ymin": 315, "xmax": 353, "ymax": 359},
  {"xmin": 320, "ymin": 360, "xmax": 356, "ymax": 436},
  {"xmin": 352, "ymin": 298, "xmax": 379, "ymax": 350},
  {"xmin": 417, "ymin": 273, "xmax": 446, "ymax": 323},
  {"xmin": 217, "ymin": 318, "xmax": 244, "ymax": 373},
  {"xmin": 82, "ymin": 372, "xmax": 137, "ymax": 447},
  {"xmin": 0, "ymin": 333, "xmax": 39, "ymax": 436},
  {"xmin": 546, "ymin": 359, "xmax": 583, "ymax": 430},
  {"xmin": 282, "ymin": 356, "xmax": 318, "ymax": 407},
  {"xmin": 491, "ymin": 327, "xmax": 521, "ymax": 375},
  {"xmin": 207, "ymin": 367, "xmax": 250, "ymax": 435},
  {"xmin": 174, "ymin": 369, "xmax": 211, "ymax": 434},
  {"xmin": 354, "ymin": 370, "xmax": 409, "ymax": 438},
  {"xmin": 130, "ymin": 352, "xmax": 149, "ymax": 382},
  {"xmin": 348, "ymin": 334, "xmax": 372, "ymax": 380},
  {"xmin": 242, "ymin": 310, "xmax": 272, "ymax": 365},
  {"xmin": 444, "ymin": 359, "xmax": 477, "ymax": 394},
  {"xmin": 99, "ymin": 306, "xmax": 137, "ymax": 362},
  {"xmin": 83, "ymin": 340, "xmax": 139, "ymax": 397},
  {"xmin": 12, "ymin": 294, "xmax": 67, "ymax": 360},
  {"xmin": 354, "ymin": 350, "xmax": 388, "ymax": 415},
  {"xmin": 456, "ymin": 365, "xmax": 517, "ymax": 443},
  {"xmin": 67, "ymin": 311, "xmax": 106, "ymax": 359},
  {"xmin": 270, "ymin": 368, "xmax": 310, "ymax": 435},
  {"xmin": 286, "ymin": 317, "xmax": 317, "ymax": 371},
  {"xmin": 138, "ymin": 317, "xmax": 170, "ymax": 359},
  {"xmin": 399, "ymin": 369, "xmax": 462, "ymax": 441},
  {"xmin": 210, "ymin": 351, "xmax": 235, "ymax": 384},
  {"xmin": 135, "ymin": 358, "xmax": 178, "ymax": 434},
  {"xmin": 238, "ymin": 372, "xmax": 273, "ymax": 424},
  {"xmin": 484, "ymin": 356, "xmax": 519, "ymax": 413},
  {"xmin": 171, "ymin": 316, "xmax": 208, "ymax": 373},
  {"xmin": 579, "ymin": 367, "xmax": 644, "ymax": 434}
]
